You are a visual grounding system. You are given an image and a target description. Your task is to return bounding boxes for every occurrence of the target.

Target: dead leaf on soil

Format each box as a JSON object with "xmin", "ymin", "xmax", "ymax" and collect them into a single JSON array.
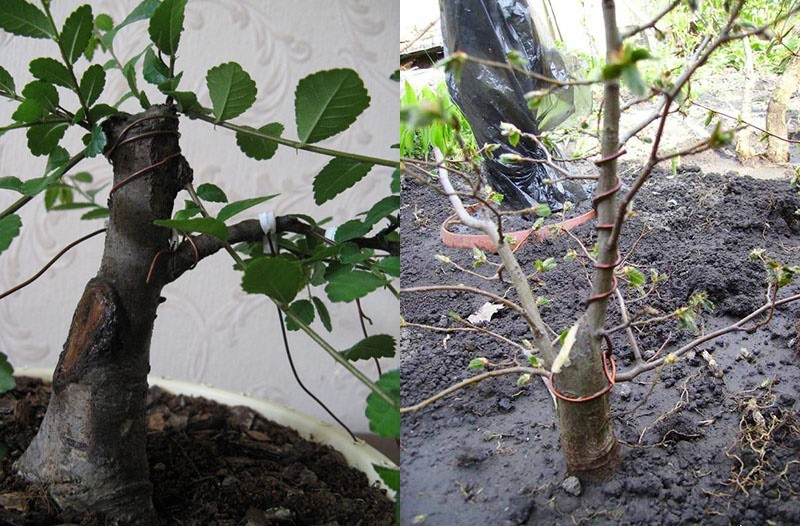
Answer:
[
  {"xmin": 467, "ymin": 302, "xmax": 505, "ymax": 324},
  {"xmin": 0, "ymin": 492, "xmax": 30, "ymax": 512}
]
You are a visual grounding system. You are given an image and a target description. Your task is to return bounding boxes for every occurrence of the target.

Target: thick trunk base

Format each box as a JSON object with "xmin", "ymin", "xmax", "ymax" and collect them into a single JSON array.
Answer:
[{"xmin": 557, "ymin": 395, "xmax": 620, "ymax": 480}]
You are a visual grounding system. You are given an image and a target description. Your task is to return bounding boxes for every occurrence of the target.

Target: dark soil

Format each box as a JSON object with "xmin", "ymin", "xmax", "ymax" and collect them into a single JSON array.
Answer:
[
  {"xmin": 401, "ymin": 164, "xmax": 800, "ymax": 525},
  {"xmin": 0, "ymin": 377, "xmax": 393, "ymax": 526}
]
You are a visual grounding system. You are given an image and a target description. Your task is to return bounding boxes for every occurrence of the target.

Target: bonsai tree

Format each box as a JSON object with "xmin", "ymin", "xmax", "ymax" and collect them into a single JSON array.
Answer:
[
  {"xmin": 402, "ymin": 0, "xmax": 799, "ymax": 479},
  {"xmin": 0, "ymin": 0, "xmax": 399, "ymax": 522}
]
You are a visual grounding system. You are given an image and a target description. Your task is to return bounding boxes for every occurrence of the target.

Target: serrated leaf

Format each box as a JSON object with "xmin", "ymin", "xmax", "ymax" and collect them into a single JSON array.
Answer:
[
  {"xmin": 325, "ymin": 270, "xmax": 386, "ymax": 302},
  {"xmin": 363, "ymin": 195, "xmax": 399, "ymax": 228},
  {"xmin": 0, "ymin": 0, "xmax": 55, "ymax": 39},
  {"xmin": 27, "ymin": 122, "xmax": 68, "ymax": 156},
  {"xmin": 206, "ymin": 62, "xmax": 257, "ymax": 123},
  {"xmin": 61, "ymin": 5, "xmax": 93, "ymax": 64},
  {"xmin": 311, "ymin": 296, "xmax": 332, "ymax": 332},
  {"xmin": 242, "ymin": 257, "xmax": 304, "ymax": 305},
  {"xmin": 12, "ymin": 99, "xmax": 46, "ymax": 123},
  {"xmin": 284, "ymin": 299, "xmax": 315, "ymax": 331},
  {"xmin": 142, "ymin": 47, "xmax": 170, "ymax": 85},
  {"xmin": 624, "ymin": 266, "xmax": 646, "ymax": 288},
  {"xmin": 342, "ymin": 334, "xmax": 395, "ymax": 361},
  {"xmin": 29, "ymin": 58, "xmax": 75, "ymax": 89},
  {"xmin": 295, "ymin": 68, "xmax": 369, "ymax": 143},
  {"xmin": 148, "ymin": 0, "xmax": 187, "ymax": 56},
  {"xmin": 154, "ymin": 217, "xmax": 228, "ymax": 241},
  {"xmin": 0, "ymin": 214, "xmax": 22, "ymax": 255},
  {"xmin": 84, "ymin": 124, "xmax": 106, "ymax": 157},
  {"xmin": 102, "ymin": 0, "xmax": 160, "ymax": 48},
  {"xmin": 235, "ymin": 123, "xmax": 284, "ymax": 160},
  {"xmin": 0, "ymin": 352, "xmax": 15, "ymax": 393},
  {"xmin": 334, "ymin": 219, "xmax": 370, "ymax": 243},
  {"xmin": 216, "ymin": 195, "xmax": 277, "ymax": 223},
  {"xmin": 0, "ymin": 177, "xmax": 23, "ymax": 192},
  {"xmin": 377, "ymin": 256, "xmax": 399, "ymax": 277},
  {"xmin": 373, "ymin": 465, "xmax": 399, "ymax": 492},
  {"xmin": 95, "ymin": 13, "xmax": 113, "ymax": 31},
  {"xmin": 80, "ymin": 64, "xmax": 105, "ymax": 106},
  {"xmin": 196, "ymin": 183, "xmax": 228, "ymax": 203},
  {"xmin": 365, "ymin": 369, "xmax": 399, "ymax": 437},
  {"xmin": 313, "ymin": 158, "xmax": 373, "ymax": 205},
  {"xmin": 22, "ymin": 80, "xmax": 59, "ymax": 113}
]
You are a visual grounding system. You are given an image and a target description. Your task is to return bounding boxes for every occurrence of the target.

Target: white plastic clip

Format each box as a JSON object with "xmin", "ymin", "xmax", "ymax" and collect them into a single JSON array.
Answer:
[
  {"xmin": 324, "ymin": 226, "xmax": 338, "ymax": 242},
  {"xmin": 259, "ymin": 211, "xmax": 278, "ymax": 254}
]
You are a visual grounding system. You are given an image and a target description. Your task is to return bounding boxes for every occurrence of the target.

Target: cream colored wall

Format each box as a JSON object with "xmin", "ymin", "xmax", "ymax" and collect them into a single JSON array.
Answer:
[{"xmin": 0, "ymin": 0, "xmax": 398, "ymax": 433}]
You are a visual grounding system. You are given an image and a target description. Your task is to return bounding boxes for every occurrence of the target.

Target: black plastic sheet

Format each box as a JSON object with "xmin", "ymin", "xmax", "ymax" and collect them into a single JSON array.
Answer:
[{"xmin": 440, "ymin": 0, "xmax": 587, "ymax": 211}]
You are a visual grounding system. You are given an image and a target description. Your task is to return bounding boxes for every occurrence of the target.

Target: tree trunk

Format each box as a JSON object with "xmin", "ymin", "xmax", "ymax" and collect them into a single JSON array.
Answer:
[
  {"xmin": 15, "ymin": 105, "xmax": 191, "ymax": 523},
  {"xmin": 554, "ymin": 318, "xmax": 618, "ymax": 478},
  {"xmin": 735, "ymin": 36, "xmax": 755, "ymax": 161},
  {"xmin": 766, "ymin": 52, "xmax": 800, "ymax": 163},
  {"xmin": 552, "ymin": 0, "xmax": 620, "ymax": 480}
]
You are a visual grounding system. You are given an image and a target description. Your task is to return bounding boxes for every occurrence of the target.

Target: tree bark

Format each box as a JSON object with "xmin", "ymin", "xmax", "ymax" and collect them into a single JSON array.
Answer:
[
  {"xmin": 766, "ymin": 52, "xmax": 800, "ymax": 163},
  {"xmin": 15, "ymin": 105, "xmax": 191, "ymax": 523},
  {"xmin": 552, "ymin": 0, "xmax": 620, "ymax": 480}
]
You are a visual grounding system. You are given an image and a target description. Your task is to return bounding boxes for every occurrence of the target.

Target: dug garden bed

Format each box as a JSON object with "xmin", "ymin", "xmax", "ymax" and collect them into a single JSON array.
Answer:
[
  {"xmin": 400, "ymin": 164, "xmax": 800, "ymax": 525},
  {"xmin": 0, "ymin": 377, "xmax": 393, "ymax": 525}
]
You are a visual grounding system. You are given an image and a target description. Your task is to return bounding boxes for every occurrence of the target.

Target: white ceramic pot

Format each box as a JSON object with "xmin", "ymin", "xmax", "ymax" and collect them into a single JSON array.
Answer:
[{"xmin": 15, "ymin": 368, "xmax": 397, "ymax": 499}]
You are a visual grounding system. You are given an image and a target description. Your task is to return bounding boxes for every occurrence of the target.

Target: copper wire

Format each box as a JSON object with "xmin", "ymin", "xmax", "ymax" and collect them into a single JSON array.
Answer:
[
  {"xmin": 547, "ymin": 334, "xmax": 617, "ymax": 403},
  {"xmin": 108, "ymin": 151, "xmax": 182, "ymax": 197}
]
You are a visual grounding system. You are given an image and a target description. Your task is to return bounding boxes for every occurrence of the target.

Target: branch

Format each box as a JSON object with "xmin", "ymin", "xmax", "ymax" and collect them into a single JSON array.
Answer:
[
  {"xmin": 620, "ymin": 0, "xmax": 682, "ymax": 39},
  {"xmin": 401, "ymin": 366, "xmax": 546, "ymax": 413},
  {"xmin": 187, "ymin": 111, "xmax": 397, "ymax": 168},
  {"xmin": 616, "ymin": 291, "xmax": 800, "ymax": 381},
  {"xmin": 163, "ymin": 216, "xmax": 398, "ymax": 284}
]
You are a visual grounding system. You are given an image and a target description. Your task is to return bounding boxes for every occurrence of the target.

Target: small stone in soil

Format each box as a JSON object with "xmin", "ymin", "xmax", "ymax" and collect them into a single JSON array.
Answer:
[
  {"xmin": 561, "ymin": 476, "xmax": 582, "ymax": 496},
  {"xmin": 456, "ymin": 446, "xmax": 492, "ymax": 467},
  {"xmin": 506, "ymin": 494, "xmax": 535, "ymax": 524},
  {"xmin": 497, "ymin": 397, "xmax": 514, "ymax": 412}
]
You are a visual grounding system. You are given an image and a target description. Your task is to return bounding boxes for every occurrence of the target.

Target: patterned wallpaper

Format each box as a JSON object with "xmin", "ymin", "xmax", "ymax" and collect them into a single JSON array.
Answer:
[{"xmin": 0, "ymin": 0, "xmax": 399, "ymax": 433}]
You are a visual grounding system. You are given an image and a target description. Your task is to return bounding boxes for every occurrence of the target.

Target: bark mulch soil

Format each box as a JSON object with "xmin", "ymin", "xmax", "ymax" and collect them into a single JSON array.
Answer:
[
  {"xmin": 401, "ymin": 164, "xmax": 800, "ymax": 525},
  {"xmin": 0, "ymin": 378, "xmax": 393, "ymax": 525}
]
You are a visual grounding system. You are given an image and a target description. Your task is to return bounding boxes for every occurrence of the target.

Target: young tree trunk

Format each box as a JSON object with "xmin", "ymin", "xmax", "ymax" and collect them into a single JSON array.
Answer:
[
  {"xmin": 766, "ymin": 52, "xmax": 800, "ymax": 163},
  {"xmin": 15, "ymin": 105, "xmax": 191, "ymax": 523},
  {"xmin": 552, "ymin": 0, "xmax": 621, "ymax": 479},
  {"xmin": 735, "ymin": 36, "xmax": 755, "ymax": 161}
]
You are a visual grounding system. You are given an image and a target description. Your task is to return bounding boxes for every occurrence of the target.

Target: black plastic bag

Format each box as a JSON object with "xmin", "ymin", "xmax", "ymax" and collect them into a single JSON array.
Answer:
[{"xmin": 440, "ymin": 0, "xmax": 587, "ymax": 211}]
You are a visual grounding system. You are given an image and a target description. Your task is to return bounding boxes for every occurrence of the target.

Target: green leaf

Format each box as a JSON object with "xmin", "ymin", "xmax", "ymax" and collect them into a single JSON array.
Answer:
[
  {"xmin": 166, "ymin": 90, "xmax": 203, "ymax": 113},
  {"xmin": 154, "ymin": 217, "xmax": 228, "ymax": 241},
  {"xmin": 95, "ymin": 13, "xmax": 113, "ymax": 31},
  {"xmin": 81, "ymin": 207, "xmax": 109, "ymax": 220},
  {"xmin": 469, "ymin": 357, "xmax": 488, "ymax": 370},
  {"xmin": 29, "ymin": 58, "xmax": 75, "ymax": 89},
  {"xmin": 342, "ymin": 334, "xmax": 395, "ymax": 361},
  {"xmin": 0, "ymin": 177, "xmax": 23, "ymax": 192},
  {"xmin": 235, "ymin": 123, "xmax": 284, "ymax": 160},
  {"xmin": 313, "ymin": 158, "xmax": 373, "ymax": 205},
  {"xmin": 148, "ymin": 0, "xmax": 187, "ymax": 56},
  {"xmin": 61, "ymin": 5, "xmax": 93, "ymax": 64},
  {"xmin": 311, "ymin": 296, "xmax": 332, "ymax": 332},
  {"xmin": 334, "ymin": 219, "xmax": 370, "ymax": 243},
  {"xmin": 84, "ymin": 124, "xmax": 106, "ymax": 157},
  {"xmin": 325, "ymin": 270, "xmax": 386, "ymax": 302},
  {"xmin": 377, "ymin": 256, "xmax": 399, "ymax": 277},
  {"xmin": 196, "ymin": 183, "xmax": 228, "ymax": 203},
  {"xmin": 365, "ymin": 369, "xmax": 399, "ymax": 437},
  {"xmin": 88, "ymin": 103, "xmax": 118, "ymax": 122},
  {"xmin": 373, "ymin": 465, "xmax": 399, "ymax": 492},
  {"xmin": 206, "ymin": 62, "xmax": 257, "ymax": 123},
  {"xmin": 11, "ymin": 99, "xmax": 45, "ymax": 123},
  {"xmin": 27, "ymin": 122, "xmax": 68, "ymax": 156},
  {"xmin": 22, "ymin": 80, "xmax": 59, "ymax": 113},
  {"xmin": 0, "ymin": 352, "xmax": 15, "ymax": 394},
  {"xmin": 21, "ymin": 147, "xmax": 70, "ymax": 195},
  {"xmin": 102, "ymin": 0, "xmax": 160, "ymax": 48},
  {"xmin": 284, "ymin": 299, "xmax": 315, "ymax": 331},
  {"xmin": 242, "ymin": 257, "xmax": 304, "ymax": 305},
  {"xmin": 0, "ymin": 65, "xmax": 16, "ymax": 95},
  {"xmin": 621, "ymin": 65, "xmax": 646, "ymax": 97},
  {"xmin": 142, "ymin": 47, "xmax": 170, "ymax": 85},
  {"xmin": 624, "ymin": 266, "xmax": 646, "ymax": 288},
  {"xmin": 0, "ymin": 0, "xmax": 55, "ymax": 39},
  {"xmin": 363, "ymin": 195, "xmax": 399, "ymax": 228},
  {"xmin": 0, "ymin": 214, "xmax": 22, "ymax": 255},
  {"xmin": 295, "ymin": 68, "xmax": 369, "ymax": 143},
  {"xmin": 217, "ymin": 195, "xmax": 277, "ymax": 223},
  {"xmin": 80, "ymin": 64, "xmax": 106, "ymax": 106}
]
